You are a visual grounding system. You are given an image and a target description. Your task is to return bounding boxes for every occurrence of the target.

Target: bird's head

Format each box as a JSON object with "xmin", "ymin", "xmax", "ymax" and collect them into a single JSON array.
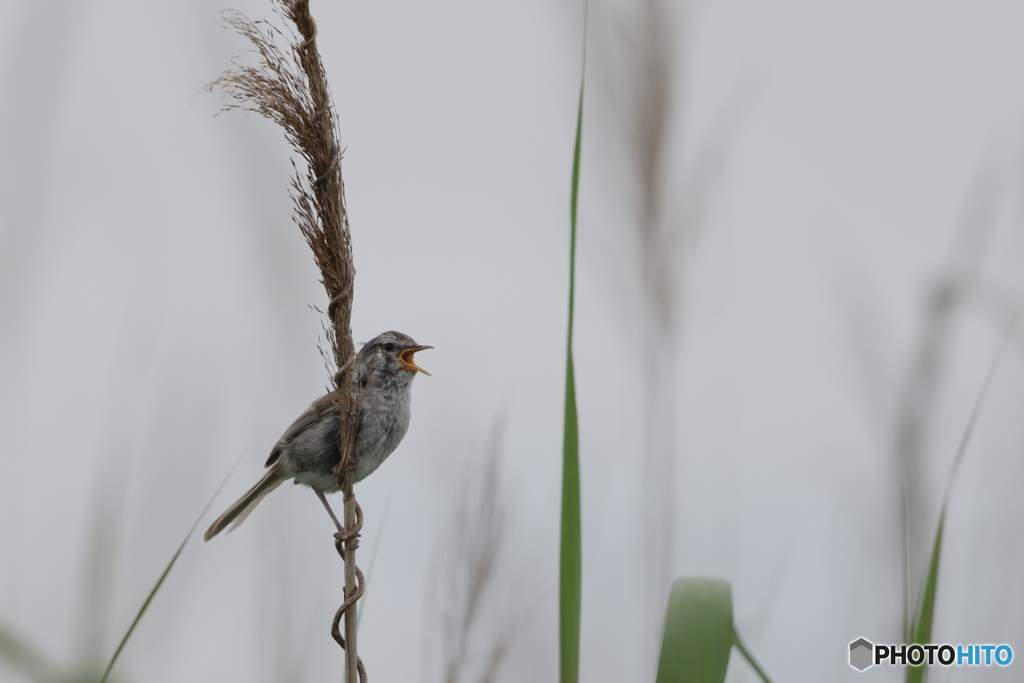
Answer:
[{"xmin": 357, "ymin": 330, "xmax": 433, "ymax": 378}]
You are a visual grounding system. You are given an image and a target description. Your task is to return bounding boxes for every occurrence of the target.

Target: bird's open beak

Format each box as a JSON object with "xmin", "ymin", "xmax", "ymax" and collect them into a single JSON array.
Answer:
[{"xmin": 400, "ymin": 345, "xmax": 433, "ymax": 375}]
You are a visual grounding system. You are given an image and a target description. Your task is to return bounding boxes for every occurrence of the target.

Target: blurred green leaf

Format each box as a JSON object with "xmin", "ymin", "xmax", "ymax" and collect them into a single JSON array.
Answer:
[
  {"xmin": 559, "ymin": 30, "xmax": 585, "ymax": 683},
  {"xmin": 655, "ymin": 578, "xmax": 772, "ymax": 683},
  {"xmin": 0, "ymin": 624, "xmax": 60, "ymax": 681},
  {"xmin": 655, "ymin": 578, "xmax": 733, "ymax": 683}
]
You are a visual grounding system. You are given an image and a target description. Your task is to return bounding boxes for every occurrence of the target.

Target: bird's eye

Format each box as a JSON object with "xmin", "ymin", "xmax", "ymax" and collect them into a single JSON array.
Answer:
[{"xmin": 383, "ymin": 342, "xmax": 395, "ymax": 352}]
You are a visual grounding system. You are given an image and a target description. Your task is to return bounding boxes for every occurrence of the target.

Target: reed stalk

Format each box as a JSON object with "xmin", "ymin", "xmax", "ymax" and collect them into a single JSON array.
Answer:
[{"xmin": 211, "ymin": 1, "xmax": 363, "ymax": 679}]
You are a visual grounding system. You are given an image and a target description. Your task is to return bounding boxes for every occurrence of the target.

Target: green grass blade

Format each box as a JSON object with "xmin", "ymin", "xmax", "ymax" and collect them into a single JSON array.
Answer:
[
  {"xmin": 906, "ymin": 509, "xmax": 944, "ymax": 683},
  {"xmin": 905, "ymin": 316, "xmax": 1015, "ymax": 683},
  {"xmin": 99, "ymin": 464, "xmax": 241, "ymax": 683},
  {"xmin": 734, "ymin": 631, "xmax": 774, "ymax": 683},
  {"xmin": 559, "ymin": 14, "xmax": 586, "ymax": 683},
  {"xmin": 560, "ymin": 352, "xmax": 581, "ymax": 683},
  {"xmin": 655, "ymin": 578, "xmax": 734, "ymax": 683},
  {"xmin": 942, "ymin": 314, "xmax": 1016, "ymax": 500},
  {"xmin": 99, "ymin": 540, "xmax": 186, "ymax": 683}
]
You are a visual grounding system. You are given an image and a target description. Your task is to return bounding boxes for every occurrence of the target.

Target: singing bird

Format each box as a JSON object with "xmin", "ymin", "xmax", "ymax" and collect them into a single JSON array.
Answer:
[{"xmin": 204, "ymin": 331, "xmax": 431, "ymax": 541}]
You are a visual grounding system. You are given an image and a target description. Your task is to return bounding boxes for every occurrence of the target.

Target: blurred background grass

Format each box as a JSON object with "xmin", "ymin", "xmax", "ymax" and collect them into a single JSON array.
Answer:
[{"xmin": 2, "ymin": 1, "xmax": 1024, "ymax": 681}]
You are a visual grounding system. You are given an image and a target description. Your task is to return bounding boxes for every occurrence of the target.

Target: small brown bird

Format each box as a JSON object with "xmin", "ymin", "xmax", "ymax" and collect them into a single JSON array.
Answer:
[{"xmin": 204, "ymin": 331, "xmax": 431, "ymax": 541}]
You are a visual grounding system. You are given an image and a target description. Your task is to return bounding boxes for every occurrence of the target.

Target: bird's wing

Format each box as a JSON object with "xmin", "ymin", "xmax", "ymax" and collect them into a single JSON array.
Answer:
[
  {"xmin": 356, "ymin": 425, "xmax": 390, "ymax": 462},
  {"xmin": 264, "ymin": 393, "xmax": 336, "ymax": 467}
]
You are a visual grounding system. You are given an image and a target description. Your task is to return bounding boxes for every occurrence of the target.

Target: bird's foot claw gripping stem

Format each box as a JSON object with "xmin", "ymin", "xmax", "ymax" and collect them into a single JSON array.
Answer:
[
  {"xmin": 334, "ymin": 529, "xmax": 361, "ymax": 546},
  {"xmin": 332, "ymin": 499, "xmax": 363, "ymax": 548}
]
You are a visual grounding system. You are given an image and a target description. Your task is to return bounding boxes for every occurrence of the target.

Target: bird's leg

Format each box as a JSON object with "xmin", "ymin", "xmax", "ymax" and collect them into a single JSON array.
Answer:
[{"xmin": 315, "ymin": 489, "xmax": 345, "ymax": 536}]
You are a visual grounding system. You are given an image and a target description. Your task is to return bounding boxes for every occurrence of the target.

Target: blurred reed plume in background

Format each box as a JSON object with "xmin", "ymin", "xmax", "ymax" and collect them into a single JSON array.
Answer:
[
  {"xmin": 890, "ymin": 157, "xmax": 1024, "ymax": 643},
  {"xmin": 596, "ymin": 0, "xmax": 748, "ymax": 673},
  {"xmin": 427, "ymin": 422, "xmax": 515, "ymax": 683}
]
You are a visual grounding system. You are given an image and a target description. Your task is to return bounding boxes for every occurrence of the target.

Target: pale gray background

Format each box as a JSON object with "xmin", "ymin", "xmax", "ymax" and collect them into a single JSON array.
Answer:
[{"xmin": 2, "ymin": 1, "xmax": 1024, "ymax": 682}]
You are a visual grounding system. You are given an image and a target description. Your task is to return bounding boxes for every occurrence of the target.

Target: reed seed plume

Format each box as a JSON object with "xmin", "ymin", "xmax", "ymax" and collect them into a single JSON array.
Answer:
[
  {"xmin": 210, "ymin": 1, "xmax": 356, "ymax": 400},
  {"xmin": 601, "ymin": 0, "xmax": 748, "ymax": 674},
  {"xmin": 209, "ymin": 2, "xmax": 362, "ymax": 680}
]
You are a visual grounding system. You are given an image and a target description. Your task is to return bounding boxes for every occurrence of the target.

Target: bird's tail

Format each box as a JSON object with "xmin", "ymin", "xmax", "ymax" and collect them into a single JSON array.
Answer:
[{"xmin": 204, "ymin": 462, "xmax": 288, "ymax": 541}]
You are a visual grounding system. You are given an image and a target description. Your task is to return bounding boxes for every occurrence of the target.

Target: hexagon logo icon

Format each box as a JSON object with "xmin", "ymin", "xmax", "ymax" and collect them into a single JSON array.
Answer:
[{"xmin": 849, "ymin": 638, "xmax": 873, "ymax": 671}]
